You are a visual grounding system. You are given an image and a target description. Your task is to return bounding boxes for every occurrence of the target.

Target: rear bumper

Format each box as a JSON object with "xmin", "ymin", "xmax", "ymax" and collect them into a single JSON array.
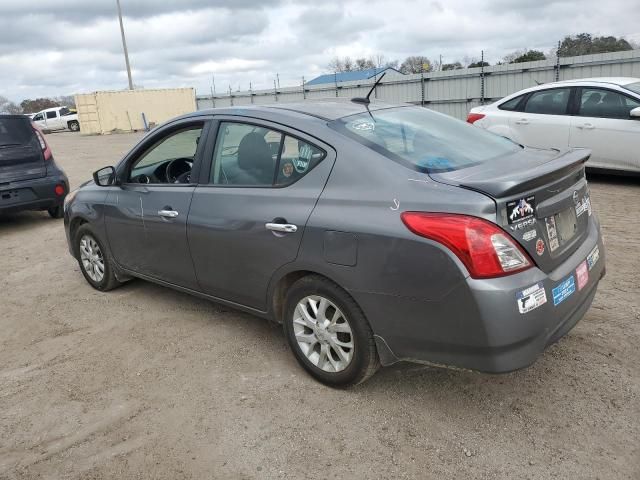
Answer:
[
  {"xmin": 0, "ymin": 173, "xmax": 69, "ymax": 214},
  {"xmin": 354, "ymin": 218, "xmax": 606, "ymax": 373}
]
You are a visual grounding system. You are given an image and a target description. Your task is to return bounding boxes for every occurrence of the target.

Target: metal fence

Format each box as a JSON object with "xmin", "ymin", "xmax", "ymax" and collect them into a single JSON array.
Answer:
[{"xmin": 196, "ymin": 50, "xmax": 640, "ymax": 120}]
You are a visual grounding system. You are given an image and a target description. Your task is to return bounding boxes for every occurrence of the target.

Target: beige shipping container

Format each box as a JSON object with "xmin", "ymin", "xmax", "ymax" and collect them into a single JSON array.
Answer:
[{"xmin": 74, "ymin": 88, "xmax": 196, "ymax": 135}]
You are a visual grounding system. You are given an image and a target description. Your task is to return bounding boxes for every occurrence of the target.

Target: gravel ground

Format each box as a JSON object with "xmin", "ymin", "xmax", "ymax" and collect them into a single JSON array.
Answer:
[{"xmin": 1, "ymin": 131, "xmax": 639, "ymax": 479}]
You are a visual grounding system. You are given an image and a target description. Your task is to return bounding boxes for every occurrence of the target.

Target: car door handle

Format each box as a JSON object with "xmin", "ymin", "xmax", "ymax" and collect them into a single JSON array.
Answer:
[
  {"xmin": 514, "ymin": 119, "xmax": 529, "ymax": 125},
  {"xmin": 158, "ymin": 209, "xmax": 179, "ymax": 218},
  {"xmin": 265, "ymin": 222, "xmax": 297, "ymax": 233},
  {"xmin": 577, "ymin": 123, "xmax": 595, "ymax": 130}
]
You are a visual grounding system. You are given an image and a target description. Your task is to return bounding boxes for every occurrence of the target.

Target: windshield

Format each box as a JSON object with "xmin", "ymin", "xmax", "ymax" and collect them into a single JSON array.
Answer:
[
  {"xmin": 330, "ymin": 106, "xmax": 521, "ymax": 172},
  {"xmin": 623, "ymin": 81, "xmax": 640, "ymax": 96}
]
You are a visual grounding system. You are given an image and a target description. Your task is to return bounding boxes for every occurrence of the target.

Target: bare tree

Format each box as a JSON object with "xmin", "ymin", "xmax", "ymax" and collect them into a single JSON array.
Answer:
[
  {"xmin": 400, "ymin": 56, "xmax": 432, "ymax": 74},
  {"xmin": 0, "ymin": 95, "xmax": 22, "ymax": 114}
]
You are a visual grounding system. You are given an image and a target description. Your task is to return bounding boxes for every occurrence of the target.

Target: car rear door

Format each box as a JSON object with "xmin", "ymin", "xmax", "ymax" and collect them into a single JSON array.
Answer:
[
  {"xmin": 0, "ymin": 115, "xmax": 46, "ymax": 183},
  {"xmin": 569, "ymin": 87, "xmax": 640, "ymax": 172},
  {"xmin": 44, "ymin": 110, "xmax": 60, "ymax": 130},
  {"xmin": 104, "ymin": 118, "xmax": 211, "ymax": 290},
  {"xmin": 508, "ymin": 87, "xmax": 572, "ymax": 150},
  {"xmin": 187, "ymin": 117, "xmax": 335, "ymax": 311}
]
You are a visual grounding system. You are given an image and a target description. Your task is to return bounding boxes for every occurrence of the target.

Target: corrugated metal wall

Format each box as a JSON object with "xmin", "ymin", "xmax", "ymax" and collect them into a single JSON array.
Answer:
[
  {"xmin": 75, "ymin": 88, "xmax": 197, "ymax": 134},
  {"xmin": 196, "ymin": 50, "xmax": 640, "ymax": 119}
]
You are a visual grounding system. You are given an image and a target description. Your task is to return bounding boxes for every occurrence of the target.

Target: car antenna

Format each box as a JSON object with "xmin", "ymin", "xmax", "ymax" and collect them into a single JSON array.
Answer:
[{"xmin": 351, "ymin": 72, "xmax": 387, "ymax": 105}]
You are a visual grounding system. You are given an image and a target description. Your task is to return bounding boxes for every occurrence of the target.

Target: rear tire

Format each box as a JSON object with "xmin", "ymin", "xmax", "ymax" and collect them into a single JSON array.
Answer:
[
  {"xmin": 283, "ymin": 275, "xmax": 379, "ymax": 387},
  {"xmin": 47, "ymin": 205, "xmax": 64, "ymax": 218},
  {"xmin": 75, "ymin": 224, "xmax": 122, "ymax": 291},
  {"xmin": 68, "ymin": 120, "xmax": 80, "ymax": 132}
]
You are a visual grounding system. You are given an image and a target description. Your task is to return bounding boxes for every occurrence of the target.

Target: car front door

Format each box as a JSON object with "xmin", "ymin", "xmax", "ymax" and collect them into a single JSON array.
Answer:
[
  {"xmin": 104, "ymin": 119, "xmax": 210, "ymax": 290},
  {"xmin": 569, "ymin": 87, "xmax": 640, "ymax": 172},
  {"xmin": 45, "ymin": 110, "xmax": 61, "ymax": 130},
  {"xmin": 508, "ymin": 87, "xmax": 572, "ymax": 149},
  {"xmin": 187, "ymin": 118, "xmax": 335, "ymax": 311}
]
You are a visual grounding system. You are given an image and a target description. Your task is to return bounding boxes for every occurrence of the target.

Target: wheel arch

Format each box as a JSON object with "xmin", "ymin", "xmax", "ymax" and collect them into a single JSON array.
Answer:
[{"xmin": 69, "ymin": 216, "xmax": 89, "ymax": 258}]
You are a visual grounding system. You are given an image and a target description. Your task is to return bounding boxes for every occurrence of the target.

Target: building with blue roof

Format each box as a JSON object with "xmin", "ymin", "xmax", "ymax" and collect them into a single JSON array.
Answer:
[{"xmin": 305, "ymin": 67, "xmax": 401, "ymax": 86}]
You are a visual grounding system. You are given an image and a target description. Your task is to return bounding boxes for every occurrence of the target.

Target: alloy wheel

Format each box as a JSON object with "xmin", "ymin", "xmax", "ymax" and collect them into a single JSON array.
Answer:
[
  {"xmin": 79, "ymin": 235, "xmax": 105, "ymax": 283},
  {"xmin": 293, "ymin": 295, "xmax": 354, "ymax": 373}
]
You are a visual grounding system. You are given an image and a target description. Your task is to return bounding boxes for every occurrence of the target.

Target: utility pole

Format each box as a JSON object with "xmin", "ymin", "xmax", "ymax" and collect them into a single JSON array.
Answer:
[{"xmin": 115, "ymin": 0, "xmax": 133, "ymax": 90}]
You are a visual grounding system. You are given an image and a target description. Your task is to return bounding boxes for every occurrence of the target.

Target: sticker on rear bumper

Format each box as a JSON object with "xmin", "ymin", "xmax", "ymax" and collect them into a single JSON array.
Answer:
[
  {"xmin": 576, "ymin": 261, "xmax": 589, "ymax": 290},
  {"xmin": 516, "ymin": 283, "xmax": 547, "ymax": 314},
  {"xmin": 552, "ymin": 275, "xmax": 576, "ymax": 306},
  {"xmin": 587, "ymin": 245, "xmax": 600, "ymax": 270}
]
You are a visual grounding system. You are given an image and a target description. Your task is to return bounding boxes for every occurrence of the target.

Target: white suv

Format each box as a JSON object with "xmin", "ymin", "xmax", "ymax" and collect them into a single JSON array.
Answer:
[{"xmin": 467, "ymin": 77, "xmax": 640, "ymax": 173}]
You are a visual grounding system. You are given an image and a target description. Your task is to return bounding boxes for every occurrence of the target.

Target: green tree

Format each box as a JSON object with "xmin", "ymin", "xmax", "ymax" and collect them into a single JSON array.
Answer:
[
  {"xmin": 511, "ymin": 50, "xmax": 546, "ymax": 63},
  {"xmin": 442, "ymin": 62, "xmax": 463, "ymax": 71},
  {"xmin": 558, "ymin": 33, "xmax": 633, "ymax": 57},
  {"xmin": 468, "ymin": 60, "xmax": 490, "ymax": 68}
]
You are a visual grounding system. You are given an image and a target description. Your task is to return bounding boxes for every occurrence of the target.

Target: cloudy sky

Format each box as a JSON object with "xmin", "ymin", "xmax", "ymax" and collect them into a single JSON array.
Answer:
[{"xmin": 1, "ymin": 0, "xmax": 639, "ymax": 102}]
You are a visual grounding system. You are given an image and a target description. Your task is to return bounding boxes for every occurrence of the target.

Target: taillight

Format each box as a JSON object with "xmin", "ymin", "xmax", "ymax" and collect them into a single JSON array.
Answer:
[
  {"xmin": 32, "ymin": 124, "xmax": 52, "ymax": 161},
  {"xmin": 54, "ymin": 184, "xmax": 65, "ymax": 196},
  {"xmin": 401, "ymin": 212, "xmax": 532, "ymax": 279},
  {"xmin": 466, "ymin": 113, "xmax": 485, "ymax": 124}
]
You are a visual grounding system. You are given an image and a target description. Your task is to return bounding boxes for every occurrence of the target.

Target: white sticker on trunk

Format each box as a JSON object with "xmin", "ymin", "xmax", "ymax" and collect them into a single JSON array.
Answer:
[
  {"xmin": 522, "ymin": 229, "xmax": 537, "ymax": 241},
  {"xmin": 516, "ymin": 282, "xmax": 547, "ymax": 314},
  {"xmin": 545, "ymin": 216, "xmax": 560, "ymax": 252}
]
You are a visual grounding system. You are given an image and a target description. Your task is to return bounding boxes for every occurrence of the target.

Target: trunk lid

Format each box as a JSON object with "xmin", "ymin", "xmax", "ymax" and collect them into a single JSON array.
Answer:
[
  {"xmin": 430, "ymin": 147, "xmax": 592, "ymax": 273},
  {"xmin": 0, "ymin": 115, "xmax": 46, "ymax": 183}
]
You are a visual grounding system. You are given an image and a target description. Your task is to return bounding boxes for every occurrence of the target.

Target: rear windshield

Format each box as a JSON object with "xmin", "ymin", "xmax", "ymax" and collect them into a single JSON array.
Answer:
[
  {"xmin": 0, "ymin": 117, "xmax": 35, "ymax": 147},
  {"xmin": 623, "ymin": 81, "xmax": 640, "ymax": 96},
  {"xmin": 330, "ymin": 106, "xmax": 520, "ymax": 172}
]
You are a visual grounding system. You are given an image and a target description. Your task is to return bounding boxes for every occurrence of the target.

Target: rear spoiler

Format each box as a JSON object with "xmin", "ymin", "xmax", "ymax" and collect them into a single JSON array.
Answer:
[{"xmin": 429, "ymin": 149, "xmax": 590, "ymax": 198}]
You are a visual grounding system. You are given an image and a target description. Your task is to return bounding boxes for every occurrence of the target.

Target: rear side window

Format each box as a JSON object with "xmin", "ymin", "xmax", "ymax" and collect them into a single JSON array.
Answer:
[
  {"xmin": 210, "ymin": 122, "xmax": 325, "ymax": 186},
  {"xmin": 0, "ymin": 117, "xmax": 36, "ymax": 147},
  {"xmin": 498, "ymin": 95, "xmax": 524, "ymax": 111},
  {"xmin": 46, "ymin": 111, "xmax": 57, "ymax": 119},
  {"xmin": 578, "ymin": 88, "xmax": 640, "ymax": 119},
  {"xmin": 330, "ymin": 106, "xmax": 520, "ymax": 173},
  {"xmin": 523, "ymin": 88, "xmax": 570, "ymax": 115}
]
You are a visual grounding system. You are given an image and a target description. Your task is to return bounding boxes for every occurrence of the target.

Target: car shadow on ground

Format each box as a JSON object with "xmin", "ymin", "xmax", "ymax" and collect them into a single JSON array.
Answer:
[
  {"xmin": 0, "ymin": 211, "xmax": 60, "ymax": 234},
  {"xmin": 587, "ymin": 170, "xmax": 640, "ymax": 186}
]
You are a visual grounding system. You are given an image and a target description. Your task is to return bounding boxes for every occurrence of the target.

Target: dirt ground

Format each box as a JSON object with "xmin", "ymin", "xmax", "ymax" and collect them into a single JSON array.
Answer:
[{"xmin": 1, "ymin": 131, "xmax": 638, "ymax": 480}]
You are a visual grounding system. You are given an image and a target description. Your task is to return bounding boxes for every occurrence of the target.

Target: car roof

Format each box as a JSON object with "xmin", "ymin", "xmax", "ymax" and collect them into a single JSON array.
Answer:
[
  {"xmin": 550, "ymin": 77, "xmax": 640, "ymax": 87},
  {"xmin": 195, "ymin": 98, "xmax": 404, "ymax": 122}
]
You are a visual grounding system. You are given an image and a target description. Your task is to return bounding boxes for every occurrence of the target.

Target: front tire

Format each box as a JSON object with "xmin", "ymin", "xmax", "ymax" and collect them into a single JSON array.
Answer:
[
  {"xmin": 283, "ymin": 275, "xmax": 379, "ymax": 387},
  {"xmin": 75, "ymin": 224, "xmax": 122, "ymax": 291}
]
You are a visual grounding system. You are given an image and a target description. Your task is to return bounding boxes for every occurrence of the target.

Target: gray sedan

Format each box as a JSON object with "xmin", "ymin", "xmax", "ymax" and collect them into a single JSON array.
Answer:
[{"xmin": 63, "ymin": 99, "xmax": 605, "ymax": 386}]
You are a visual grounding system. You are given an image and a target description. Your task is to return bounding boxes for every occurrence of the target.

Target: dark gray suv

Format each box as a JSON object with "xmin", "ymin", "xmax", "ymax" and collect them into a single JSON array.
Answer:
[
  {"xmin": 1, "ymin": 115, "xmax": 68, "ymax": 218},
  {"xmin": 64, "ymin": 100, "xmax": 605, "ymax": 386}
]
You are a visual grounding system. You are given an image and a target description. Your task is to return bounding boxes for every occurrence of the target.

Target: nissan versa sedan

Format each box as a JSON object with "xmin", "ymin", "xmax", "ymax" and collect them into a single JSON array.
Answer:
[{"xmin": 64, "ymin": 99, "xmax": 605, "ymax": 386}]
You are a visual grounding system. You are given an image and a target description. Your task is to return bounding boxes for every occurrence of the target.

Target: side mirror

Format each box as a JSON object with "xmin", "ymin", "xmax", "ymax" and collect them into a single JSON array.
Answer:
[
  {"xmin": 630, "ymin": 107, "xmax": 640, "ymax": 119},
  {"xmin": 93, "ymin": 166, "xmax": 117, "ymax": 186}
]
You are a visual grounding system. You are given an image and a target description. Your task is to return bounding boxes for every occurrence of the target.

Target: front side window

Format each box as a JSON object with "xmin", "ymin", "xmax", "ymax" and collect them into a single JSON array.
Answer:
[
  {"xmin": 211, "ymin": 122, "xmax": 325, "ymax": 186},
  {"xmin": 32, "ymin": 113, "xmax": 44, "ymax": 121},
  {"xmin": 128, "ymin": 126, "xmax": 203, "ymax": 183},
  {"xmin": 523, "ymin": 88, "xmax": 570, "ymax": 115},
  {"xmin": 578, "ymin": 88, "xmax": 640, "ymax": 119},
  {"xmin": 46, "ymin": 111, "xmax": 57, "ymax": 119},
  {"xmin": 331, "ymin": 106, "xmax": 520, "ymax": 173}
]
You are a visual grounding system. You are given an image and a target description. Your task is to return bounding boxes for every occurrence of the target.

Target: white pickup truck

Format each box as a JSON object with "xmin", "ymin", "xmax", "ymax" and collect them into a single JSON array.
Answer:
[{"xmin": 32, "ymin": 106, "xmax": 80, "ymax": 132}]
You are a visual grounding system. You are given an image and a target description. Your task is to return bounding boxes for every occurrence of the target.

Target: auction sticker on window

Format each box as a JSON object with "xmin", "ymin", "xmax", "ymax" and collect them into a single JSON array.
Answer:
[
  {"xmin": 552, "ymin": 275, "xmax": 576, "ymax": 306},
  {"xmin": 516, "ymin": 282, "xmax": 547, "ymax": 314}
]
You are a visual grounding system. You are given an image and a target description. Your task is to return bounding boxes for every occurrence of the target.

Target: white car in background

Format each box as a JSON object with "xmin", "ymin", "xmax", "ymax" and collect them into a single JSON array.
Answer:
[
  {"xmin": 467, "ymin": 77, "xmax": 640, "ymax": 173},
  {"xmin": 32, "ymin": 106, "xmax": 80, "ymax": 132}
]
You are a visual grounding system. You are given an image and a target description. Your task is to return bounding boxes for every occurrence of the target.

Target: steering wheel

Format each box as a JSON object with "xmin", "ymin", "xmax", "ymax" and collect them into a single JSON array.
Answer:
[{"xmin": 165, "ymin": 158, "xmax": 193, "ymax": 183}]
